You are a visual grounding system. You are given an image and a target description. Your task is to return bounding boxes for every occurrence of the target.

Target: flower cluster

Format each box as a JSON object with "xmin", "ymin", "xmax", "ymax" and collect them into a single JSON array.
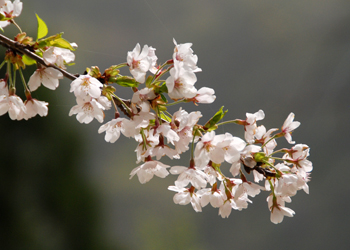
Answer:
[{"xmin": 0, "ymin": 2, "xmax": 313, "ymax": 224}]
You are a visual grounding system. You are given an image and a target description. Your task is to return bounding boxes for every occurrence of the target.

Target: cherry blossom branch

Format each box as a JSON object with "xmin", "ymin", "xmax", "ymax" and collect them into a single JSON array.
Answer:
[
  {"xmin": 0, "ymin": 1, "xmax": 313, "ymax": 224},
  {"xmin": 0, "ymin": 33, "xmax": 77, "ymax": 80}
]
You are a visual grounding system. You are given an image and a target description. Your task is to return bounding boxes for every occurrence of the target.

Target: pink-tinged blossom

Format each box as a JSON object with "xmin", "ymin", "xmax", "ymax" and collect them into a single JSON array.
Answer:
[
  {"xmin": 212, "ymin": 133, "xmax": 246, "ymax": 165},
  {"xmin": 129, "ymin": 160, "xmax": 170, "ymax": 184},
  {"xmin": 168, "ymin": 184, "xmax": 202, "ymax": 212},
  {"xmin": 283, "ymin": 144, "xmax": 313, "ymax": 173},
  {"xmin": 281, "ymin": 112, "xmax": 300, "ymax": 144},
  {"xmin": 194, "ymin": 131, "xmax": 216, "ymax": 168},
  {"xmin": 27, "ymin": 67, "xmax": 63, "ymax": 91},
  {"xmin": 70, "ymin": 75, "xmax": 102, "ymax": 99},
  {"xmin": 166, "ymin": 60, "xmax": 197, "ymax": 100},
  {"xmin": 191, "ymin": 87, "xmax": 216, "ymax": 104},
  {"xmin": 95, "ymin": 96, "xmax": 111, "ymax": 110},
  {"xmin": 127, "ymin": 43, "xmax": 152, "ymax": 83},
  {"xmin": 197, "ymin": 185, "xmax": 226, "ymax": 208},
  {"xmin": 194, "ymin": 132, "xmax": 241, "ymax": 168},
  {"xmin": 235, "ymin": 180, "xmax": 265, "ymax": 198},
  {"xmin": 0, "ymin": 79, "xmax": 8, "ymax": 95},
  {"xmin": 254, "ymin": 125, "xmax": 278, "ymax": 155},
  {"xmin": 149, "ymin": 144, "xmax": 180, "ymax": 161},
  {"xmin": 148, "ymin": 46, "xmax": 158, "ymax": 74},
  {"xmin": 153, "ymin": 124, "xmax": 180, "ymax": 145},
  {"xmin": 122, "ymin": 111, "xmax": 155, "ymax": 138},
  {"xmin": 98, "ymin": 117, "xmax": 128, "ymax": 143},
  {"xmin": 131, "ymin": 87, "xmax": 156, "ymax": 112},
  {"xmin": 267, "ymin": 195, "xmax": 295, "ymax": 224},
  {"xmin": 69, "ymin": 97, "xmax": 106, "ymax": 124},
  {"xmin": 24, "ymin": 98, "xmax": 48, "ymax": 120},
  {"xmin": 173, "ymin": 39, "xmax": 201, "ymax": 72},
  {"xmin": 202, "ymin": 165, "xmax": 222, "ymax": 185},
  {"xmin": 171, "ymin": 108, "xmax": 202, "ymax": 153},
  {"xmin": 43, "ymin": 47, "xmax": 75, "ymax": 69},
  {"xmin": 0, "ymin": 0, "xmax": 23, "ymax": 29},
  {"xmin": 271, "ymin": 163, "xmax": 299, "ymax": 197},
  {"xmin": 0, "ymin": 94, "xmax": 26, "ymax": 120},
  {"xmin": 218, "ymin": 193, "xmax": 251, "ymax": 218},
  {"xmin": 170, "ymin": 166, "xmax": 208, "ymax": 189},
  {"xmin": 243, "ymin": 110, "xmax": 265, "ymax": 144}
]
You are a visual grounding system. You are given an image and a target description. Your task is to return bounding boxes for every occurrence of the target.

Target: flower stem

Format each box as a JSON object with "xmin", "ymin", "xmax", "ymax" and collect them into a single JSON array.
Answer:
[
  {"xmin": 164, "ymin": 99, "xmax": 186, "ymax": 107},
  {"xmin": 10, "ymin": 20, "xmax": 22, "ymax": 33}
]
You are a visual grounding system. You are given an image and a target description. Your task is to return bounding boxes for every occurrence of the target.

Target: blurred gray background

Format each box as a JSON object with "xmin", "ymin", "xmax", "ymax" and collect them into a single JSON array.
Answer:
[{"xmin": 1, "ymin": 0, "xmax": 349, "ymax": 249}]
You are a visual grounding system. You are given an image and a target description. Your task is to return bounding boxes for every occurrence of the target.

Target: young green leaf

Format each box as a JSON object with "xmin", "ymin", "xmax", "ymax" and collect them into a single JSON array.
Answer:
[
  {"xmin": 22, "ymin": 55, "xmax": 37, "ymax": 66},
  {"xmin": 36, "ymin": 14, "xmax": 48, "ymax": 40},
  {"xmin": 203, "ymin": 106, "xmax": 228, "ymax": 131},
  {"xmin": 110, "ymin": 76, "xmax": 139, "ymax": 88}
]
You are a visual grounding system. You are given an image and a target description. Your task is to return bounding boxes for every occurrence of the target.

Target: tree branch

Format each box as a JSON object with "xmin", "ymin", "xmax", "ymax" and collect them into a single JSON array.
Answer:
[{"xmin": 0, "ymin": 33, "xmax": 77, "ymax": 80}]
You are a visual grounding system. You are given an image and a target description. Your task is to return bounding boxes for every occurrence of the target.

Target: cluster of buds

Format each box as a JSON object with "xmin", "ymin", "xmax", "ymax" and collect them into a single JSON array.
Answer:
[{"xmin": 0, "ymin": 1, "xmax": 313, "ymax": 224}]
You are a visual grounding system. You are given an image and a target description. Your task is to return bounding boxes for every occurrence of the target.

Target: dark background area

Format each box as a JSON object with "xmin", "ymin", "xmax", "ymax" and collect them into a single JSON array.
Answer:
[{"xmin": 1, "ymin": 0, "xmax": 349, "ymax": 249}]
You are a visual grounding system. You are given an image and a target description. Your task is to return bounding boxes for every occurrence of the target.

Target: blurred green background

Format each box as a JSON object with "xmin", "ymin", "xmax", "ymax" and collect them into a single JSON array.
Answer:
[{"xmin": 1, "ymin": 0, "xmax": 349, "ymax": 249}]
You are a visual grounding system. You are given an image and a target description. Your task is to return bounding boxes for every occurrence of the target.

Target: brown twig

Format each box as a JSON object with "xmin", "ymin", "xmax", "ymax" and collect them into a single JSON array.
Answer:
[{"xmin": 0, "ymin": 33, "xmax": 77, "ymax": 80}]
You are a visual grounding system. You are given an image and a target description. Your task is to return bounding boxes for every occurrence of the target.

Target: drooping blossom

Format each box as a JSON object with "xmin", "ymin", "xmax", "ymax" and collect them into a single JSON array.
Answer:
[
  {"xmin": 0, "ymin": 94, "xmax": 26, "ymax": 120},
  {"xmin": 98, "ymin": 117, "xmax": 128, "ymax": 143},
  {"xmin": 168, "ymin": 184, "xmax": 202, "ymax": 212},
  {"xmin": 28, "ymin": 67, "xmax": 63, "ymax": 91},
  {"xmin": 69, "ymin": 97, "xmax": 106, "ymax": 124},
  {"xmin": 130, "ymin": 160, "xmax": 171, "ymax": 184},
  {"xmin": 24, "ymin": 98, "xmax": 48, "ymax": 119},
  {"xmin": 267, "ymin": 195, "xmax": 295, "ymax": 224}
]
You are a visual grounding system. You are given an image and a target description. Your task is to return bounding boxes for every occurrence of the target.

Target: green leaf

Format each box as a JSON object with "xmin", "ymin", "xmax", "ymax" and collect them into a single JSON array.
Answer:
[
  {"xmin": 22, "ymin": 55, "xmax": 36, "ymax": 66},
  {"xmin": 203, "ymin": 106, "xmax": 228, "ymax": 131},
  {"xmin": 50, "ymin": 37, "xmax": 75, "ymax": 51},
  {"xmin": 112, "ymin": 76, "xmax": 139, "ymax": 88},
  {"xmin": 160, "ymin": 93, "xmax": 167, "ymax": 103},
  {"xmin": 145, "ymin": 75, "xmax": 153, "ymax": 88},
  {"xmin": 36, "ymin": 33, "xmax": 76, "ymax": 51},
  {"xmin": 36, "ymin": 14, "xmax": 48, "ymax": 40},
  {"xmin": 160, "ymin": 112, "xmax": 171, "ymax": 122}
]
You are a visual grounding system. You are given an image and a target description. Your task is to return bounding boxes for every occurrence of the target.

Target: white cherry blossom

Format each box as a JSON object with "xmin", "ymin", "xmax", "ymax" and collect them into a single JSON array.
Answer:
[
  {"xmin": 168, "ymin": 184, "xmax": 202, "ymax": 212},
  {"xmin": 0, "ymin": 79, "xmax": 8, "ymax": 95},
  {"xmin": 131, "ymin": 87, "xmax": 156, "ymax": 112},
  {"xmin": 166, "ymin": 60, "xmax": 197, "ymax": 100},
  {"xmin": 28, "ymin": 67, "xmax": 63, "ymax": 91},
  {"xmin": 98, "ymin": 117, "xmax": 128, "ymax": 143},
  {"xmin": 24, "ymin": 98, "xmax": 48, "ymax": 119},
  {"xmin": 197, "ymin": 186, "xmax": 226, "ymax": 208},
  {"xmin": 70, "ymin": 74, "xmax": 102, "ymax": 99},
  {"xmin": 130, "ymin": 160, "xmax": 170, "ymax": 184},
  {"xmin": 173, "ymin": 38, "xmax": 201, "ymax": 72},
  {"xmin": 281, "ymin": 112, "xmax": 300, "ymax": 144},
  {"xmin": 267, "ymin": 195, "xmax": 295, "ymax": 224},
  {"xmin": 191, "ymin": 87, "xmax": 216, "ymax": 104},
  {"xmin": 69, "ymin": 97, "xmax": 106, "ymax": 124},
  {"xmin": 127, "ymin": 43, "xmax": 152, "ymax": 83},
  {"xmin": 243, "ymin": 110, "xmax": 265, "ymax": 144},
  {"xmin": 43, "ymin": 47, "xmax": 75, "ymax": 69},
  {"xmin": 170, "ymin": 165, "xmax": 208, "ymax": 189}
]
